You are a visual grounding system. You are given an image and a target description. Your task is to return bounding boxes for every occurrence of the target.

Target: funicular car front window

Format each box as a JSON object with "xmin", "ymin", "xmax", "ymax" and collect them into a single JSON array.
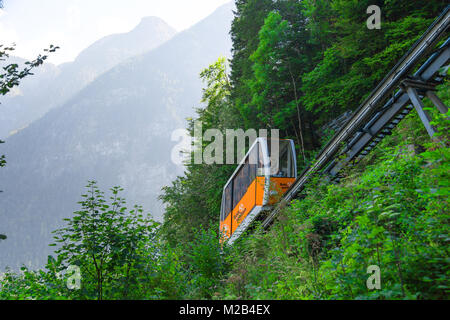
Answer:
[{"xmin": 268, "ymin": 140, "xmax": 294, "ymax": 178}]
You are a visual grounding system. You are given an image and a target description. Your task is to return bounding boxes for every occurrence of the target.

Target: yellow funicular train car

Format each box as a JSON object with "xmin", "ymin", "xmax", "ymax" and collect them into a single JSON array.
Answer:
[{"xmin": 220, "ymin": 138, "xmax": 297, "ymax": 245}]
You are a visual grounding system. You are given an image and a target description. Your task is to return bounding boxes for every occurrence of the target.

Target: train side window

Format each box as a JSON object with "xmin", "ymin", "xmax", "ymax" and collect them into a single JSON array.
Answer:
[
  {"xmin": 220, "ymin": 193, "xmax": 226, "ymax": 221},
  {"xmin": 232, "ymin": 164, "xmax": 243, "ymax": 209},
  {"xmin": 220, "ymin": 194, "xmax": 223, "ymax": 221},
  {"xmin": 232, "ymin": 156, "xmax": 255, "ymax": 209},
  {"xmin": 224, "ymin": 183, "xmax": 232, "ymax": 216},
  {"xmin": 257, "ymin": 142, "xmax": 264, "ymax": 176},
  {"xmin": 249, "ymin": 142, "xmax": 258, "ymax": 180}
]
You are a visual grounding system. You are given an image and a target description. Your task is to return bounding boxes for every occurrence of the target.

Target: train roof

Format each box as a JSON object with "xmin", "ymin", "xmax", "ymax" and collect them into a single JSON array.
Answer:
[{"xmin": 222, "ymin": 138, "xmax": 294, "ymax": 191}]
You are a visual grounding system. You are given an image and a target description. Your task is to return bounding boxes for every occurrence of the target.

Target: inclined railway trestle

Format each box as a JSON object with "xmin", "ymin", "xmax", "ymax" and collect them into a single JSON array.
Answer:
[{"xmin": 259, "ymin": 7, "xmax": 449, "ymax": 232}]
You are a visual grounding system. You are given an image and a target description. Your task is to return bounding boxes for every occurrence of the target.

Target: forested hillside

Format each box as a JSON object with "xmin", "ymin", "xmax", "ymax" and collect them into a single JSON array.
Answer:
[
  {"xmin": 158, "ymin": 0, "xmax": 449, "ymax": 299},
  {"xmin": 161, "ymin": 0, "xmax": 448, "ymax": 248},
  {"xmin": 0, "ymin": 0, "xmax": 448, "ymax": 300}
]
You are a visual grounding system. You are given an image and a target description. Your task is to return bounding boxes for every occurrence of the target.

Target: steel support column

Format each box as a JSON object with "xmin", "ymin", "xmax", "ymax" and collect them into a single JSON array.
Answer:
[
  {"xmin": 405, "ymin": 86, "xmax": 436, "ymax": 138},
  {"xmin": 426, "ymin": 90, "xmax": 449, "ymax": 114}
]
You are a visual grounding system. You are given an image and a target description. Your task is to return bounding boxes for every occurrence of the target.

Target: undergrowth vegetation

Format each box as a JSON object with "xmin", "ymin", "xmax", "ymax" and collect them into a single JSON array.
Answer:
[{"xmin": 218, "ymin": 107, "xmax": 449, "ymax": 300}]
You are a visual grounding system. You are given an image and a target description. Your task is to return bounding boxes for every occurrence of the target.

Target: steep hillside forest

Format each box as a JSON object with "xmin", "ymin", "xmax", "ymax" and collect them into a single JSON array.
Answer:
[{"xmin": 1, "ymin": 0, "xmax": 449, "ymax": 300}]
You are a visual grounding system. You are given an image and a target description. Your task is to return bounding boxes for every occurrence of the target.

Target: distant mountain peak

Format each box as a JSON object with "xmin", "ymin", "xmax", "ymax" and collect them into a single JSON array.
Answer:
[
  {"xmin": 138, "ymin": 16, "xmax": 167, "ymax": 25},
  {"xmin": 132, "ymin": 16, "xmax": 175, "ymax": 33}
]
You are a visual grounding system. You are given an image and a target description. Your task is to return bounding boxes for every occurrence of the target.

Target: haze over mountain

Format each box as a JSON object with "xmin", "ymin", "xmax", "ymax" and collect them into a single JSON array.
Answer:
[
  {"xmin": 0, "ymin": 2, "xmax": 233, "ymax": 270},
  {"xmin": 0, "ymin": 16, "xmax": 176, "ymax": 138}
]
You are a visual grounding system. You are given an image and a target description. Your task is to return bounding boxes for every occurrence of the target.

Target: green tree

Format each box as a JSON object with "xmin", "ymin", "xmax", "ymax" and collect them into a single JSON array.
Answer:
[
  {"xmin": 301, "ymin": 0, "xmax": 447, "ymax": 126},
  {"xmin": 51, "ymin": 181, "xmax": 159, "ymax": 300},
  {"xmin": 230, "ymin": 0, "xmax": 274, "ymax": 128},
  {"xmin": 183, "ymin": 228, "xmax": 232, "ymax": 299},
  {"xmin": 0, "ymin": 44, "xmax": 59, "ymax": 96},
  {"xmin": 0, "ymin": 257, "xmax": 70, "ymax": 300},
  {"xmin": 161, "ymin": 57, "xmax": 237, "ymax": 247},
  {"xmin": 231, "ymin": 1, "xmax": 324, "ymax": 168},
  {"xmin": 248, "ymin": 6, "xmax": 319, "ymax": 166}
]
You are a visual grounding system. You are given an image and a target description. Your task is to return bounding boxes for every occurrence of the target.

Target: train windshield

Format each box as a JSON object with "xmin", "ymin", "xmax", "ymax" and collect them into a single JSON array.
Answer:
[{"xmin": 268, "ymin": 140, "xmax": 295, "ymax": 178}]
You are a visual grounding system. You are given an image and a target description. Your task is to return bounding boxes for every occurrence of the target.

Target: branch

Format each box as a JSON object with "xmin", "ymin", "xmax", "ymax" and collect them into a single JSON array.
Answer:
[{"xmin": 0, "ymin": 44, "xmax": 59, "ymax": 97}]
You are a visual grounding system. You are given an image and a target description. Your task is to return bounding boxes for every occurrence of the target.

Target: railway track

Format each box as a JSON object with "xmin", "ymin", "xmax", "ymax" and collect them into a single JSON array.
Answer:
[{"xmin": 260, "ymin": 6, "xmax": 450, "ymax": 230}]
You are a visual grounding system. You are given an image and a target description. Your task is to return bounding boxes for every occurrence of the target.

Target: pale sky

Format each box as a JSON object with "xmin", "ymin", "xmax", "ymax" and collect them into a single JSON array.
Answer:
[{"xmin": 0, "ymin": 0, "xmax": 231, "ymax": 65}]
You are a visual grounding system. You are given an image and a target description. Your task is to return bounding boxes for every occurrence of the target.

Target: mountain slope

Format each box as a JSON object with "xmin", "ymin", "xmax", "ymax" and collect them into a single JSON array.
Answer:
[
  {"xmin": 0, "ymin": 2, "xmax": 233, "ymax": 270},
  {"xmin": 0, "ymin": 17, "xmax": 176, "ymax": 138}
]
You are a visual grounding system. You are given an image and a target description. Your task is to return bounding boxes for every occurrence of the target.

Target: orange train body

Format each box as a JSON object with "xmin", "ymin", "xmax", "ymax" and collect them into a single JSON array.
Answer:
[
  {"xmin": 220, "ymin": 176, "xmax": 296, "ymax": 241},
  {"xmin": 220, "ymin": 138, "xmax": 297, "ymax": 244}
]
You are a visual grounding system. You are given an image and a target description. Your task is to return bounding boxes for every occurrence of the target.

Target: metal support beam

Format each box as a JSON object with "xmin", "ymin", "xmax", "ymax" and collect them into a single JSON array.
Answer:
[
  {"xmin": 328, "ymin": 94, "xmax": 411, "ymax": 176},
  {"xmin": 402, "ymin": 78, "xmax": 437, "ymax": 92},
  {"xmin": 325, "ymin": 42, "xmax": 449, "ymax": 178},
  {"xmin": 405, "ymin": 86, "xmax": 436, "ymax": 138},
  {"xmin": 426, "ymin": 90, "xmax": 449, "ymax": 114}
]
